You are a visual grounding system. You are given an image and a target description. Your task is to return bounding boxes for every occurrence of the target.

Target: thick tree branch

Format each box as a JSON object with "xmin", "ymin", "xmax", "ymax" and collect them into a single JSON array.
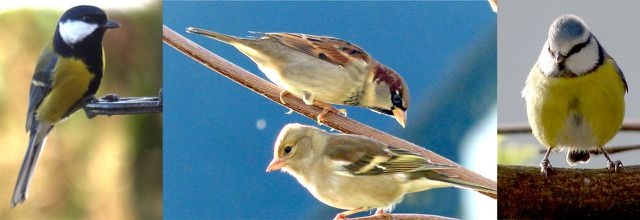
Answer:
[
  {"xmin": 83, "ymin": 90, "xmax": 163, "ymax": 118},
  {"xmin": 498, "ymin": 165, "xmax": 640, "ymax": 218},
  {"xmin": 162, "ymin": 25, "xmax": 496, "ymax": 199}
]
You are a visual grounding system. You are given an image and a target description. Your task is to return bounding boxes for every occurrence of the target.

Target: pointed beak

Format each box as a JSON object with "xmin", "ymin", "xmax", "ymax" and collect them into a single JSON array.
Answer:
[
  {"xmin": 392, "ymin": 108, "xmax": 407, "ymax": 128},
  {"xmin": 103, "ymin": 20, "xmax": 120, "ymax": 29},
  {"xmin": 266, "ymin": 158, "xmax": 286, "ymax": 173},
  {"xmin": 554, "ymin": 52, "xmax": 565, "ymax": 64}
]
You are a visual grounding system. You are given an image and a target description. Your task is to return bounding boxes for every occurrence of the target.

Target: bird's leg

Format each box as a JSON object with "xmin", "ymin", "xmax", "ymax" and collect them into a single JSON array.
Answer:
[
  {"xmin": 602, "ymin": 148, "xmax": 623, "ymax": 172},
  {"xmin": 315, "ymin": 101, "xmax": 347, "ymax": 125},
  {"xmin": 540, "ymin": 148, "xmax": 554, "ymax": 177},
  {"xmin": 333, "ymin": 207, "xmax": 367, "ymax": 220}
]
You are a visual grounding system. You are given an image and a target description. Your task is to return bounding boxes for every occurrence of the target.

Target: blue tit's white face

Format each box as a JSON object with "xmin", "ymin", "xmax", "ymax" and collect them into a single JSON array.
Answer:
[
  {"xmin": 58, "ymin": 19, "xmax": 99, "ymax": 46},
  {"xmin": 538, "ymin": 14, "xmax": 601, "ymax": 77}
]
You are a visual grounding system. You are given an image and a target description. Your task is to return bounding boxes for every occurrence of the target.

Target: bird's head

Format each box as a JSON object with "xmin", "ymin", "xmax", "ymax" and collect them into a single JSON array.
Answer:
[
  {"xmin": 540, "ymin": 14, "xmax": 600, "ymax": 76},
  {"xmin": 55, "ymin": 5, "xmax": 119, "ymax": 50},
  {"xmin": 365, "ymin": 63, "xmax": 410, "ymax": 127},
  {"xmin": 266, "ymin": 123, "xmax": 324, "ymax": 174}
]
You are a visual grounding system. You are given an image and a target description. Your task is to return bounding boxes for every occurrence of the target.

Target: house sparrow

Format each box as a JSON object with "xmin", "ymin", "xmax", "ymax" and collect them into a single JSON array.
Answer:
[
  {"xmin": 186, "ymin": 28, "xmax": 410, "ymax": 127},
  {"xmin": 266, "ymin": 123, "xmax": 496, "ymax": 219}
]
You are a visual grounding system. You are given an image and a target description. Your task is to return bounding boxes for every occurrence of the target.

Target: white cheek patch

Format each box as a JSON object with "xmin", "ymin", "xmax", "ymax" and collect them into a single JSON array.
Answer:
[{"xmin": 58, "ymin": 20, "xmax": 99, "ymax": 45}]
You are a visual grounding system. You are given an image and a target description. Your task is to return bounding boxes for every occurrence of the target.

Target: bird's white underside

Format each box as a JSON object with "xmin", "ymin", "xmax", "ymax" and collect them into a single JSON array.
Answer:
[{"xmin": 59, "ymin": 20, "xmax": 98, "ymax": 45}]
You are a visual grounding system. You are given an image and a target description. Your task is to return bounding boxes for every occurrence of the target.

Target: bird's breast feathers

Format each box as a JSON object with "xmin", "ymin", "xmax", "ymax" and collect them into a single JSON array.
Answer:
[
  {"xmin": 524, "ymin": 60, "xmax": 625, "ymax": 149},
  {"xmin": 36, "ymin": 57, "xmax": 95, "ymax": 123},
  {"xmin": 246, "ymin": 43, "xmax": 368, "ymax": 104}
]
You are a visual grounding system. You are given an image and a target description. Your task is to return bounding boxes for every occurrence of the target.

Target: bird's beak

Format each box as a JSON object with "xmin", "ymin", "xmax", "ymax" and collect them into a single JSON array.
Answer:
[
  {"xmin": 266, "ymin": 158, "xmax": 286, "ymax": 173},
  {"xmin": 392, "ymin": 108, "xmax": 406, "ymax": 128},
  {"xmin": 554, "ymin": 52, "xmax": 565, "ymax": 64},
  {"xmin": 103, "ymin": 20, "xmax": 120, "ymax": 29}
]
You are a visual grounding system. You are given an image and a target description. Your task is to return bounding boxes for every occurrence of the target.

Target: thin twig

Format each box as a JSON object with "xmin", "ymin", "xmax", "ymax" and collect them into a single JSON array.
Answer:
[
  {"xmin": 162, "ymin": 25, "xmax": 496, "ymax": 199},
  {"xmin": 352, "ymin": 213, "xmax": 456, "ymax": 220},
  {"xmin": 83, "ymin": 89, "xmax": 163, "ymax": 118},
  {"xmin": 498, "ymin": 122, "xmax": 640, "ymax": 134}
]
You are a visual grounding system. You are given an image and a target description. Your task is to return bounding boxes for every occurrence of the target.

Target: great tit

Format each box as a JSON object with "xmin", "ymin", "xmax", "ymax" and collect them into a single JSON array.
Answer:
[{"xmin": 12, "ymin": 5, "xmax": 119, "ymax": 208}]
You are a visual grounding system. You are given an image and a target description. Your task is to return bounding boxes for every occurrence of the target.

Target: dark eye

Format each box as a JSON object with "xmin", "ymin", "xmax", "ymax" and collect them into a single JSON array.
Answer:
[
  {"xmin": 283, "ymin": 146, "xmax": 293, "ymax": 154},
  {"xmin": 82, "ymin": 16, "xmax": 93, "ymax": 22},
  {"xmin": 391, "ymin": 93, "xmax": 403, "ymax": 106}
]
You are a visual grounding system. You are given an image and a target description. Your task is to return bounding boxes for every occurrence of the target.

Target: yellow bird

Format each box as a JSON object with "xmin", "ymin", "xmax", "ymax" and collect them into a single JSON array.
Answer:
[{"xmin": 523, "ymin": 14, "xmax": 627, "ymax": 176}]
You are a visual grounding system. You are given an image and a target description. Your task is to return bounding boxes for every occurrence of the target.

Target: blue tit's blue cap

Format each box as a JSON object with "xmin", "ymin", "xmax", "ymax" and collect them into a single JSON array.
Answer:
[{"xmin": 549, "ymin": 14, "xmax": 588, "ymax": 43}]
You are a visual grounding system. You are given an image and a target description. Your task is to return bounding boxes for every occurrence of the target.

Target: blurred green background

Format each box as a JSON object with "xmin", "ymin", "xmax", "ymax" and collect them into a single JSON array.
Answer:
[{"xmin": 0, "ymin": 1, "xmax": 162, "ymax": 219}]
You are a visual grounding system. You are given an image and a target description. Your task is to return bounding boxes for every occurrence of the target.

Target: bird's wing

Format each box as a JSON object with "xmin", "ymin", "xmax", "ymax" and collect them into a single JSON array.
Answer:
[
  {"xmin": 606, "ymin": 53, "xmax": 628, "ymax": 93},
  {"xmin": 325, "ymin": 135, "xmax": 451, "ymax": 176},
  {"xmin": 263, "ymin": 33, "xmax": 371, "ymax": 66},
  {"xmin": 26, "ymin": 45, "xmax": 57, "ymax": 131}
]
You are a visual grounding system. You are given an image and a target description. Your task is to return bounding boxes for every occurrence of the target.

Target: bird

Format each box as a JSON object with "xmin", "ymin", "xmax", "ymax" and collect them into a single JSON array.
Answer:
[
  {"xmin": 186, "ymin": 28, "xmax": 410, "ymax": 127},
  {"xmin": 522, "ymin": 14, "xmax": 627, "ymax": 176},
  {"xmin": 266, "ymin": 123, "xmax": 496, "ymax": 219},
  {"xmin": 12, "ymin": 5, "xmax": 119, "ymax": 208}
]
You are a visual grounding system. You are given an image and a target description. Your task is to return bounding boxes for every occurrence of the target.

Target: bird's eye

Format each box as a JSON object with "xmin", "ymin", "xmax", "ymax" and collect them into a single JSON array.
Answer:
[
  {"xmin": 391, "ymin": 93, "xmax": 403, "ymax": 106},
  {"xmin": 283, "ymin": 146, "xmax": 293, "ymax": 154},
  {"xmin": 82, "ymin": 16, "xmax": 93, "ymax": 22}
]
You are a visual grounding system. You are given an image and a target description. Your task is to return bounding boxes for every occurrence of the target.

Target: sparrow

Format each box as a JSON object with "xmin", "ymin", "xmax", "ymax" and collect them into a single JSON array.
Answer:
[
  {"xmin": 12, "ymin": 5, "xmax": 118, "ymax": 207},
  {"xmin": 186, "ymin": 28, "xmax": 410, "ymax": 127},
  {"xmin": 522, "ymin": 14, "xmax": 627, "ymax": 176},
  {"xmin": 266, "ymin": 123, "xmax": 496, "ymax": 219}
]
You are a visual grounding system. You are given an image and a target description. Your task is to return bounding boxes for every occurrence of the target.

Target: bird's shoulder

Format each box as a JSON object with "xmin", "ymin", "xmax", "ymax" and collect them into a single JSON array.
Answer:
[
  {"xmin": 605, "ymin": 53, "xmax": 628, "ymax": 93},
  {"xmin": 264, "ymin": 33, "xmax": 372, "ymax": 67}
]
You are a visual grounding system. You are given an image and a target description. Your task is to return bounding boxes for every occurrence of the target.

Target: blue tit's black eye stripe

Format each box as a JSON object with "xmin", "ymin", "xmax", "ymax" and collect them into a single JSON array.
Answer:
[{"xmin": 566, "ymin": 35, "xmax": 591, "ymax": 57}]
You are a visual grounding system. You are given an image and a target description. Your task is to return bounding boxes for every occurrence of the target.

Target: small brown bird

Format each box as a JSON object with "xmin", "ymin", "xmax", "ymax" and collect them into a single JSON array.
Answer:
[
  {"xmin": 266, "ymin": 123, "xmax": 496, "ymax": 219},
  {"xmin": 186, "ymin": 28, "xmax": 410, "ymax": 127}
]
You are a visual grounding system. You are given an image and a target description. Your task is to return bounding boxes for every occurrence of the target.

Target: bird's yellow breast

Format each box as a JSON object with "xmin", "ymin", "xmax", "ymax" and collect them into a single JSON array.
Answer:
[
  {"xmin": 36, "ymin": 57, "xmax": 94, "ymax": 124},
  {"xmin": 523, "ymin": 60, "xmax": 625, "ymax": 149}
]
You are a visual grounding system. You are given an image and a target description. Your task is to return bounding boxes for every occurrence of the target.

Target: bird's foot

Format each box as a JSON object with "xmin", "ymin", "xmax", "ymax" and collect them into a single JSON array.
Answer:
[
  {"xmin": 101, "ymin": 93, "xmax": 120, "ymax": 102},
  {"xmin": 607, "ymin": 160, "xmax": 623, "ymax": 172},
  {"xmin": 279, "ymin": 90, "xmax": 290, "ymax": 105},
  {"xmin": 373, "ymin": 209, "xmax": 392, "ymax": 219},
  {"xmin": 333, "ymin": 207, "xmax": 367, "ymax": 220},
  {"xmin": 315, "ymin": 102, "xmax": 347, "ymax": 125},
  {"xmin": 540, "ymin": 159, "xmax": 554, "ymax": 177}
]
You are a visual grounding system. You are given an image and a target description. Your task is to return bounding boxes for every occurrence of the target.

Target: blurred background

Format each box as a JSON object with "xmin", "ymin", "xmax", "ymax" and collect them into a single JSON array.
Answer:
[
  {"xmin": 0, "ymin": 1, "xmax": 162, "ymax": 219},
  {"xmin": 164, "ymin": 1, "xmax": 495, "ymax": 219},
  {"xmin": 498, "ymin": 0, "xmax": 640, "ymax": 167}
]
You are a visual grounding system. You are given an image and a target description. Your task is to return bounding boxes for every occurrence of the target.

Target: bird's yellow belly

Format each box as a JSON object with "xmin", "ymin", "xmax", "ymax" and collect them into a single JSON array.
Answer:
[
  {"xmin": 524, "ymin": 62, "xmax": 625, "ymax": 149},
  {"xmin": 36, "ymin": 58, "xmax": 94, "ymax": 124}
]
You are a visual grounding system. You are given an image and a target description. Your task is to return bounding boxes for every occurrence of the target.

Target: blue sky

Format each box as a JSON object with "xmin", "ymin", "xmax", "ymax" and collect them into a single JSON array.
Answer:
[{"xmin": 163, "ymin": 1, "xmax": 495, "ymax": 219}]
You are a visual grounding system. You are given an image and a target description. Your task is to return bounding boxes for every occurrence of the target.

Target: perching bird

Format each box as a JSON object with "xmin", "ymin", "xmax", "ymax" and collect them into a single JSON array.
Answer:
[
  {"xmin": 12, "ymin": 5, "xmax": 119, "ymax": 207},
  {"xmin": 522, "ymin": 14, "xmax": 627, "ymax": 176},
  {"xmin": 266, "ymin": 123, "xmax": 496, "ymax": 219},
  {"xmin": 186, "ymin": 28, "xmax": 410, "ymax": 127}
]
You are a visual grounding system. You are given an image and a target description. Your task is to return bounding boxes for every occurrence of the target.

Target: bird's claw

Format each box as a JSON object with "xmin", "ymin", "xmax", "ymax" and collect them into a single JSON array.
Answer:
[
  {"xmin": 607, "ymin": 160, "xmax": 623, "ymax": 172},
  {"xmin": 540, "ymin": 159, "xmax": 554, "ymax": 177},
  {"xmin": 279, "ymin": 90, "xmax": 290, "ymax": 105},
  {"xmin": 332, "ymin": 214, "xmax": 347, "ymax": 220},
  {"xmin": 101, "ymin": 93, "xmax": 120, "ymax": 102}
]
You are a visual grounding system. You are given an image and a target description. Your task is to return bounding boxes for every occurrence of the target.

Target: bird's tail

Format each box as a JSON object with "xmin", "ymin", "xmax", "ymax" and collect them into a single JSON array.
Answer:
[
  {"xmin": 11, "ymin": 123, "xmax": 53, "ymax": 208},
  {"xmin": 186, "ymin": 27, "xmax": 241, "ymax": 44},
  {"xmin": 419, "ymin": 170, "xmax": 497, "ymax": 195}
]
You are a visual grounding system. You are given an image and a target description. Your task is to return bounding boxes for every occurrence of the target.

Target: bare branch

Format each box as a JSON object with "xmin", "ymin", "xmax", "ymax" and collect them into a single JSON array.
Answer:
[
  {"xmin": 83, "ymin": 90, "xmax": 163, "ymax": 118},
  {"xmin": 498, "ymin": 165, "xmax": 640, "ymax": 218},
  {"xmin": 352, "ymin": 213, "xmax": 456, "ymax": 220},
  {"xmin": 498, "ymin": 122, "xmax": 640, "ymax": 134},
  {"xmin": 162, "ymin": 25, "xmax": 496, "ymax": 199}
]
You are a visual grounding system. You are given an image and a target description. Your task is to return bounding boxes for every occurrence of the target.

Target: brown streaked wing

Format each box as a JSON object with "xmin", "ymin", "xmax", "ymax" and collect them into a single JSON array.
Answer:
[{"xmin": 264, "ymin": 33, "xmax": 371, "ymax": 66}]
